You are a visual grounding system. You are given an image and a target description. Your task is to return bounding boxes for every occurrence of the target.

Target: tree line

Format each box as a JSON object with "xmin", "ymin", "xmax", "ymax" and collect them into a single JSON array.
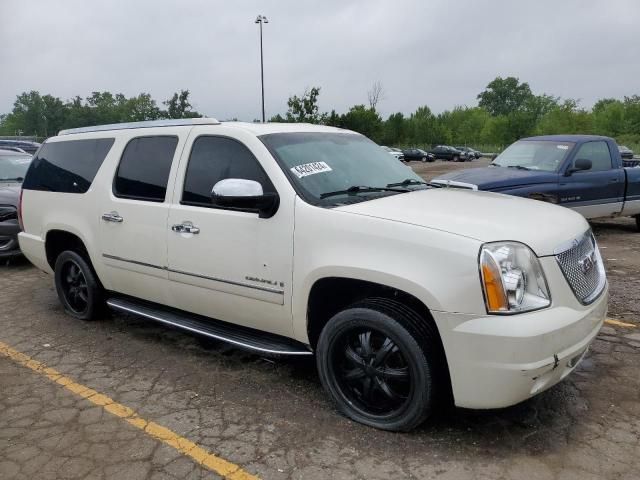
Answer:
[
  {"xmin": 0, "ymin": 90, "xmax": 200, "ymax": 138},
  {"xmin": 1, "ymin": 77, "xmax": 639, "ymax": 150},
  {"xmin": 276, "ymin": 78, "xmax": 640, "ymax": 150}
]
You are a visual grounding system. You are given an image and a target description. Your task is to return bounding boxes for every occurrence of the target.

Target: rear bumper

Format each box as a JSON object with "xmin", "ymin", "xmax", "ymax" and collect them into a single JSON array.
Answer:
[
  {"xmin": 434, "ymin": 285, "xmax": 607, "ymax": 409},
  {"xmin": 17, "ymin": 232, "xmax": 52, "ymax": 273}
]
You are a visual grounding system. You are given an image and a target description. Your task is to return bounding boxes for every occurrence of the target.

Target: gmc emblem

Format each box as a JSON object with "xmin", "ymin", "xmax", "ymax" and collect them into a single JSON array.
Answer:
[{"xmin": 579, "ymin": 250, "xmax": 597, "ymax": 274}]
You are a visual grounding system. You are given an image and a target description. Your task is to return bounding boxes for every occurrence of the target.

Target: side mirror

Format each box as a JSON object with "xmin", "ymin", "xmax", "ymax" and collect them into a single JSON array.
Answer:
[
  {"xmin": 211, "ymin": 178, "xmax": 278, "ymax": 218},
  {"xmin": 565, "ymin": 158, "xmax": 592, "ymax": 176}
]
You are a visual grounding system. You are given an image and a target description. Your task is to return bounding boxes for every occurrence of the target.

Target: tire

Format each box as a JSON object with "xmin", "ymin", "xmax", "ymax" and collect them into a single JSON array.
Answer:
[
  {"xmin": 421, "ymin": 156, "xmax": 428, "ymax": 163},
  {"xmin": 453, "ymin": 155, "xmax": 459, "ymax": 162},
  {"xmin": 316, "ymin": 298, "xmax": 438, "ymax": 431},
  {"xmin": 636, "ymin": 215, "xmax": 640, "ymax": 232},
  {"xmin": 54, "ymin": 250, "xmax": 105, "ymax": 320}
]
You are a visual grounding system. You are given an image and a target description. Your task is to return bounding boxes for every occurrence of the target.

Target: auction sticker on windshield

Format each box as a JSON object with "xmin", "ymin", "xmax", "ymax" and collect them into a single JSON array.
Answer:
[{"xmin": 291, "ymin": 161, "xmax": 332, "ymax": 178}]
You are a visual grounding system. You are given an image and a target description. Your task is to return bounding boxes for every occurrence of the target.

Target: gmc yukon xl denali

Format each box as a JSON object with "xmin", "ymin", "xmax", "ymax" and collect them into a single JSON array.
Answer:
[{"xmin": 19, "ymin": 119, "xmax": 608, "ymax": 431}]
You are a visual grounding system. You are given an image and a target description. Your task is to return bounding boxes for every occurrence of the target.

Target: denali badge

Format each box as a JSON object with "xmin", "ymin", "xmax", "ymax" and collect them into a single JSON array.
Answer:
[
  {"xmin": 245, "ymin": 276, "xmax": 285, "ymax": 288},
  {"xmin": 578, "ymin": 250, "xmax": 597, "ymax": 274}
]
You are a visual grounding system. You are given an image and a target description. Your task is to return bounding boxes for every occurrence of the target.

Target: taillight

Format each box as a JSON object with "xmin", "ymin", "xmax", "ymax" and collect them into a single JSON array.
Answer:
[{"xmin": 18, "ymin": 189, "xmax": 24, "ymax": 231}]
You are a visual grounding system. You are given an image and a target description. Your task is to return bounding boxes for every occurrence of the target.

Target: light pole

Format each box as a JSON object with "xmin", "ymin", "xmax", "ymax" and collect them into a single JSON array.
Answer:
[{"xmin": 255, "ymin": 14, "xmax": 268, "ymax": 122}]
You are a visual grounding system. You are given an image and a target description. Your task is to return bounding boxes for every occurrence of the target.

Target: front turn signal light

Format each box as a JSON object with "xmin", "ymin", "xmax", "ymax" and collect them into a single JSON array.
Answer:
[{"xmin": 480, "ymin": 251, "xmax": 509, "ymax": 312}]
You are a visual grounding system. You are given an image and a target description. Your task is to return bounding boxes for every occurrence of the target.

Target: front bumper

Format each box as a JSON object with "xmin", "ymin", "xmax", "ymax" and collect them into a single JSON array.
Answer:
[
  {"xmin": 434, "ymin": 256, "xmax": 607, "ymax": 409},
  {"xmin": 0, "ymin": 221, "xmax": 22, "ymax": 258}
]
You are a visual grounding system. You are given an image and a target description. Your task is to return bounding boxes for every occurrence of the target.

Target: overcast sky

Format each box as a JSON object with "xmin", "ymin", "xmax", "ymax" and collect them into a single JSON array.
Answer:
[{"xmin": 1, "ymin": 0, "xmax": 639, "ymax": 120}]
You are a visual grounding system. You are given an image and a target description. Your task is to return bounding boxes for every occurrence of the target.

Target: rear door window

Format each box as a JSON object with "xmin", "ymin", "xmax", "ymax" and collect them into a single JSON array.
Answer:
[
  {"xmin": 113, "ymin": 136, "xmax": 178, "ymax": 202},
  {"xmin": 22, "ymin": 138, "xmax": 114, "ymax": 193}
]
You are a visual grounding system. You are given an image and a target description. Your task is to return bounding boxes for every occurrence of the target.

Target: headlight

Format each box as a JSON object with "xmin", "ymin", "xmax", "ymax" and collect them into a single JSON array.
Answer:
[{"xmin": 479, "ymin": 242, "xmax": 551, "ymax": 314}]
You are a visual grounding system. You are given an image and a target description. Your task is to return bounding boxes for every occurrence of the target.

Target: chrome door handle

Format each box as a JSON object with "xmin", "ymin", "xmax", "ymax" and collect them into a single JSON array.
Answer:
[
  {"xmin": 102, "ymin": 211, "xmax": 123, "ymax": 223},
  {"xmin": 172, "ymin": 222, "xmax": 200, "ymax": 234}
]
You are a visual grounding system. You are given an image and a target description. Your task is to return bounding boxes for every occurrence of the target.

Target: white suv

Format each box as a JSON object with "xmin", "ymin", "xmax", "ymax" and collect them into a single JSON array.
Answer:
[{"xmin": 19, "ymin": 118, "xmax": 608, "ymax": 431}]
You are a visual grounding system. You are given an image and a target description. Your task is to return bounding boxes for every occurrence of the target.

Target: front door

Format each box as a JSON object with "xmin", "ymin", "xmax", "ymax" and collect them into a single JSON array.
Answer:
[
  {"xmin": 166, "ymin": 133, "xmax": 295, "ymax": 337},
  {"xmin": 558, "ymin": 140, "xmax": 625, "ymax": 218},
  {"xmin": 99, "ymin": 134, "xmax": 183, "ymax": 304}
]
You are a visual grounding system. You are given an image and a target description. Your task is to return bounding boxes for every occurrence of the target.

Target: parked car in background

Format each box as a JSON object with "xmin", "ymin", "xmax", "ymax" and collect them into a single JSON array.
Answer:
[
  {"xmin": 429, "ymin": 145, "xmax": 468, "ymax": 162},
  {"xmin": 0, "ymin": 149, "xmax": 33, "ymax": 259},
  {"xmin": 455, "ymin": 146, "xmax": 482, "ymax": 159},
  {"xmin": 381, "ymin": 146, "xmax": 405, "ymax": 161},
  {"xmin": 0, "ymin": 146, "xmax": 29, "ymax": 154},
  {"xmin": 402, "ymin": 148, "xmax": 435, "ymax": 162},
  {"xmin": 0, "ymin": 139, "xmax": 41, "ymax": 154},
  {"xmin": 19, "ymin": 119, "xmax": 607, "ymax": 431},
  {"xmin": 619, "ymin": 145, "xmax": 634, "ymax": 159},
  {"xmin": 432, "ymin": 135, "xmax": 640, "ymax": 230}
]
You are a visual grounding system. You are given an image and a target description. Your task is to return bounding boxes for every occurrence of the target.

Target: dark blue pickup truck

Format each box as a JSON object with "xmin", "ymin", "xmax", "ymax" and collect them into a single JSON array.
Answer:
[{"xmin": 432, "ymin": 135, "xmax": 640, "ymax": 230}]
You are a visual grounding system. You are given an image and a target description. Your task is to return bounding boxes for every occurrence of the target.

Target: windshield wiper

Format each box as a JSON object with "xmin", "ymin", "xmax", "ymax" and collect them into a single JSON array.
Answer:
[
  {"xmin": 320, "ymin": 185, "xmax": 408, "ymax": 199},
  {"xmin": 386, "ymin": 178, "xmax": 429, "ymax": 188},
  {"xmin": 507, "ymin": 165, "xmax": 531, "ymax": 171},
  {"xmin": 0, "ymin": 177, "xmax": 24, "ymax": 182}
]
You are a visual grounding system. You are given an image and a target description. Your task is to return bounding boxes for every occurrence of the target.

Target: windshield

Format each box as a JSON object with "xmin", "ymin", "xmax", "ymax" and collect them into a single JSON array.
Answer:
[
  {"xmin": 260, "ymin": 132, "xmax": 426, "ymax": 205},
  {"xmin": 0, "ymin": 155, "xmax": 32, "ymax": 181},
  {"xmin": 492, "ymin": 140, "xmax": 574, "ymax": 172}
]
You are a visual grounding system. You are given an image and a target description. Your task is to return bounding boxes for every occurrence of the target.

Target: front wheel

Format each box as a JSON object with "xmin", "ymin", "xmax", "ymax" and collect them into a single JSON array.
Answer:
[
  {"xmin": 453, "ymin": 155, "xmax": 459, "ymax": 162},
  {"xmin": 421, "ymin": 156, "xmax": 428, "ymax": 163},
  {"xmin": 316, "ymin": 300, "xmax": 436, "ymax": 431},
  {"xmin": 54, "ymin": 250, "xmax": 105, "ymax": 320}
]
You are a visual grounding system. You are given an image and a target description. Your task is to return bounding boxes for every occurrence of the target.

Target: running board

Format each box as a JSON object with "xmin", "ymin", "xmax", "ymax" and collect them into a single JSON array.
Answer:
[{"xmin": 106, "ymin": 297, "xmax": 313, "ymax": 356}]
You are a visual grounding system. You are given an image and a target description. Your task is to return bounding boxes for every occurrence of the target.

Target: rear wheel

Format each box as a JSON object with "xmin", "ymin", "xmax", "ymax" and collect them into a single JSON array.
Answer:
[
  {"xmin": 54, "ymin": 250, "xmax": 105, "ymax": 320},
  {"xmin": 316, "ymin": 299, "xmax": 437, "ymax": 431}
]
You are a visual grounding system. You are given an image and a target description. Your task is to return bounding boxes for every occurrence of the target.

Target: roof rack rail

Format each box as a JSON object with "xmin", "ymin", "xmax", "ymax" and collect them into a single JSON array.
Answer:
[{"xmin": 58, "ymin": 117, "xmax": 220, "ymax": 135}]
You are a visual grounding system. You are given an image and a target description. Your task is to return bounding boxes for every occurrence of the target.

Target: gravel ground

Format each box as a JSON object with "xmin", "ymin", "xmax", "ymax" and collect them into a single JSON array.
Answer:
[{"xmin": 1, "ymin": 158, "xmax": 638, "ymax": 479}]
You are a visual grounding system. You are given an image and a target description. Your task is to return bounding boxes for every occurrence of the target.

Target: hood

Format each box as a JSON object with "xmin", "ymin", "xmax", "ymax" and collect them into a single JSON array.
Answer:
[
  {"xmin": 433, "ymin": 166, "xmax": 557, "ymax": 191},
  {"xmin": 336, "ymin": 188, "xmax": 589, "ymax": 256},
  {"xmin": 0, "ymin": 184, "xmax": 21, "ymax": 207}
]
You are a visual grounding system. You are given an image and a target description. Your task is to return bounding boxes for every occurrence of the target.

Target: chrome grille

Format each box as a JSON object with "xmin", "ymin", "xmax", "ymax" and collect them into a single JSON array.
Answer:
[{"xmin": 555, "ymin": 231, "xmax": 606, "ymax": 304}]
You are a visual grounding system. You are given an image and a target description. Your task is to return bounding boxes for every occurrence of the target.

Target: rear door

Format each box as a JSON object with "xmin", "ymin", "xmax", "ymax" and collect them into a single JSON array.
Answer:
[
  {"xmin": 558, "ymin": 140, "xmax": 625, "ymax": 218},
  {"xmin": 99, "ymin": 134, "xmax": 186, "ymax": 304}
]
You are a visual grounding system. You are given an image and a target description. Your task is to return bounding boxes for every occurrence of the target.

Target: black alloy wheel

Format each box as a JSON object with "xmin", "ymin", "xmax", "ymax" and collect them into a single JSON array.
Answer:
[
  {"xmin": 61, "ymin": 259, "xmax": 89, "ymax": 314},
  {"xmin": 317, "ymin": 300, "xmax": 437, "ymax": 431},
  {"xmin": 333, "ymin": 328, "xmax": 411, "ymax": 416},
  {"xmin": 54, "ymin": 250, "xmax": 105, "ymax": 320}
]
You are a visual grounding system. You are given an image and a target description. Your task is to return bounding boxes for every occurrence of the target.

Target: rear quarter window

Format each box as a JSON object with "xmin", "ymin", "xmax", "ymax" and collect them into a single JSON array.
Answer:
[{"xmin": 22, "ymin": 138, "xmax": 115, "ymax": 193}]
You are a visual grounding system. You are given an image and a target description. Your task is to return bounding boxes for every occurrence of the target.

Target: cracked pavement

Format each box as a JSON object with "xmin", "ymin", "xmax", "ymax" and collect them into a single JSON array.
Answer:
[{"xmin": 1, "ymin": 167, "xmax": 640, "ymax": 479}]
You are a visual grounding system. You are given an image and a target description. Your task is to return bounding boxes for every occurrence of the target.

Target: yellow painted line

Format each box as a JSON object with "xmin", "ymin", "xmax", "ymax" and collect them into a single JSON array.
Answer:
[
  {"xmin": 605, "ymin": 318, "xmax": 637, "ymax": 328},
  {"xmin": 0, "ymin": 341, "xmax": 259, "ymax": 480}
]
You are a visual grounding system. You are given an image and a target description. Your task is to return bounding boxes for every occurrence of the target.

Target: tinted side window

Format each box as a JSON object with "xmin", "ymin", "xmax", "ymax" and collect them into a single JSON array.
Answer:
[
  {"xmin": 22, "ymin": 138, "xmax": 114, "ymax": 193},
  {"xmin": 114, "ymin": 136, "xmax": 178, "ymax": 202},
  {"xmin": 574, "ymin": 141, "xmax": 612, "ymax": 172},
  {"xmin": 182, "ymin": 136, "xmax": 274, "ymax": 207}
]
